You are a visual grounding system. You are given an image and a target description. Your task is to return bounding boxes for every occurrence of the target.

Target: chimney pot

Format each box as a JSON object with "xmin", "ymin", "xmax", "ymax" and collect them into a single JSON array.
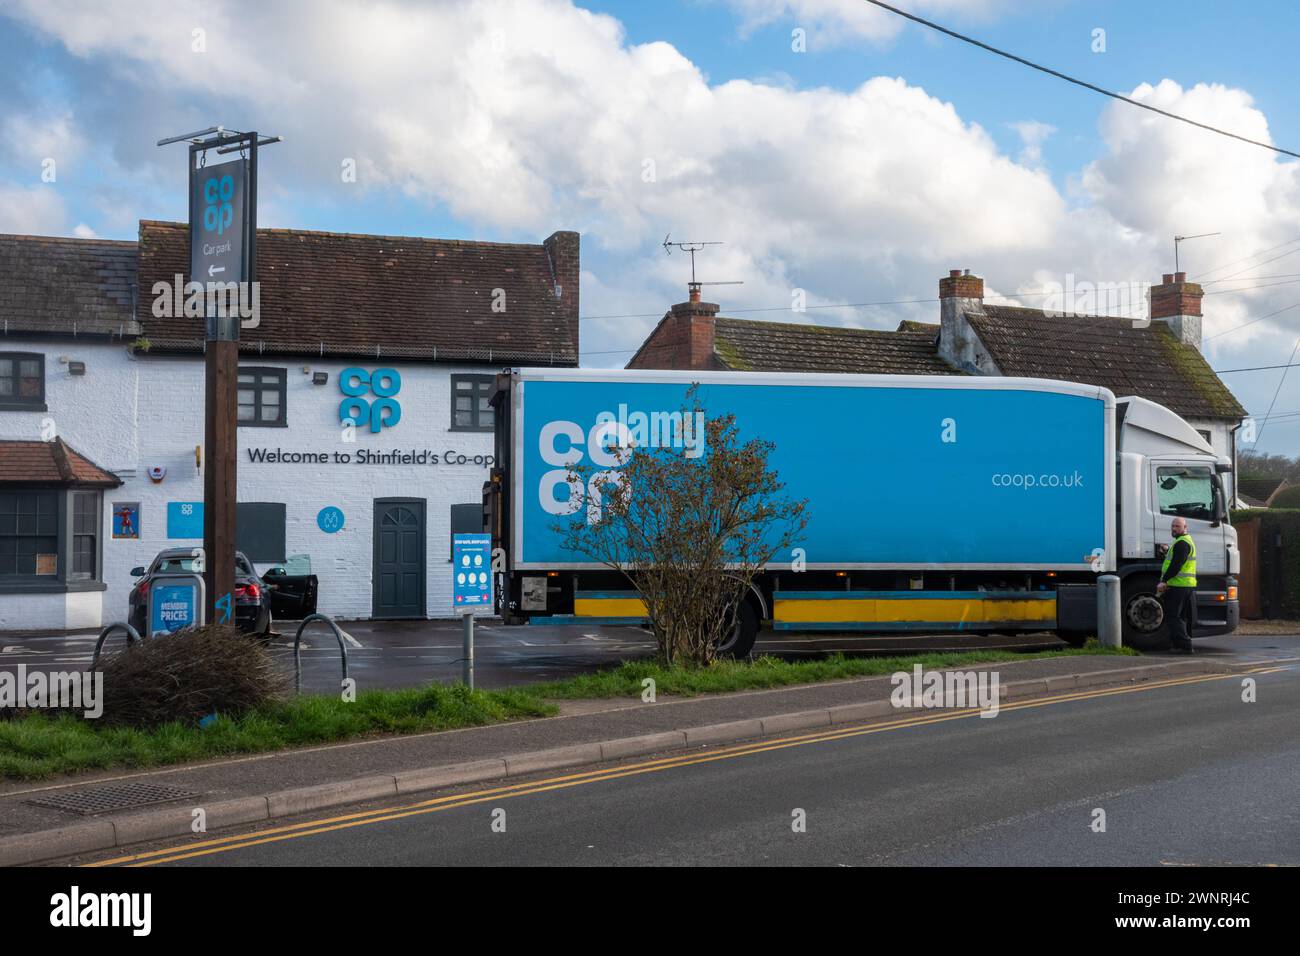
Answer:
[
  {"xmin": 1162, "ymin": 273, "xmax": 1174, "ymax": 284},
  {"xmin": 949, "ymin": 269, "xmax": 962, "ymax": 278},
  {"xmin": 1174, "ymin": 271, "xmax": 1186, "ymax": 283}
]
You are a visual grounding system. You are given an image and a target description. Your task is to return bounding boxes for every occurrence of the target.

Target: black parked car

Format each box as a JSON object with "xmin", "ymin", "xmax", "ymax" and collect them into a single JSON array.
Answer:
[{"xmin": 129, "ymin": 548, "xmax": 318, "ymax": 637}]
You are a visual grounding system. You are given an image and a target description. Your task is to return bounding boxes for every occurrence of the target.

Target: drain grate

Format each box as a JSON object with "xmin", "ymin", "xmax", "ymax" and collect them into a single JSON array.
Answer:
[{"xmin": 26, "ymin": 782, "xmax": 199, "ymax": 816}]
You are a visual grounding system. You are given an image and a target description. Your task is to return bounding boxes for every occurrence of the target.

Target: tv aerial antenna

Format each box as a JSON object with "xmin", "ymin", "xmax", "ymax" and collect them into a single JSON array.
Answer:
[
  {"xmin": 1173, "ymin": 232, "xmax": 1219, "ymax": 273},
  {"xmin": 662, "ymin": 234, "xmax": 743, "ymax": 297}
]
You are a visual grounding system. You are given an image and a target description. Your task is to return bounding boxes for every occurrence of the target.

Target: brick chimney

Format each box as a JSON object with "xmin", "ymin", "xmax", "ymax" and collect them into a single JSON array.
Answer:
[
  {"xmin": 543, "ymin": 230, "xmax": 580, "ymax": 353},
  {"xmin": 1149, "ymin": 271, "xmax": 1203, "ymax": 349},
  {"xmin": 626, "ymin": 283, "xmax": 720, "ymax": 370},
  {"xmin": 937, "ymin": 268, "xmax": 987, "ymax": 372}
]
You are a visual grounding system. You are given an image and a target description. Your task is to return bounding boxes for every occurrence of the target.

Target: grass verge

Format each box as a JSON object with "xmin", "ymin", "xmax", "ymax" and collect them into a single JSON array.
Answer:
[
  {"xmin": 526, "ymin": 645, "xmax": 1138, "ymax": 699},
  {"xmin": 0, "ymin": 684, "xmax": 553, "ymax": 781},
  {"xmin": 0, "ymin": 643, "xmax": 1135, "ymax": 781}
]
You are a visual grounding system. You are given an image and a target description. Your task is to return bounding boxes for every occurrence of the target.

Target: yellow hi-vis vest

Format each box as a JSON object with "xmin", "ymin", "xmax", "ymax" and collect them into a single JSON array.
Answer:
[{"xmin": 1162, "ymin": 533, "xmax": 1197, "ymax": 587}]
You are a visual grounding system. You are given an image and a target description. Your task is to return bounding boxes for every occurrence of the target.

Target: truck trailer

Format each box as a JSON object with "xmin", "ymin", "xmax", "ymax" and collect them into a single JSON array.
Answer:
[{"xmin": 483, "ymin": 368, "xmax": 1239, "ymax": 655}]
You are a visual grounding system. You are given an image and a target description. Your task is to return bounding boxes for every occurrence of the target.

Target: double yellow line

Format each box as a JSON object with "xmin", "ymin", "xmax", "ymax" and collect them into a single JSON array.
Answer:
[{"xmin": 86, "ymin": 668, "xmax": 1274, "ymax": 867}]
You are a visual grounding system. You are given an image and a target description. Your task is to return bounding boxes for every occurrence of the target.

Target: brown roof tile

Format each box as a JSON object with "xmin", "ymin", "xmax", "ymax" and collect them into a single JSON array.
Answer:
[
  {"xmin": 0, "ymin": 439, "xmax": 121, "ymax": 486},
  {"xmin": 0, "ymin": 235, "xmax": 139, "ymax": 336},
  {"xmin": 136, "ymin": 221, "xmax": 578, "ymax": 364},
  {"xmin": 967, "ymin": 305, "xmax": 1246, "ymax": 421},
  {"xmin": 712, "ymin": 316, "xmax": 955, "ymax": 375}
]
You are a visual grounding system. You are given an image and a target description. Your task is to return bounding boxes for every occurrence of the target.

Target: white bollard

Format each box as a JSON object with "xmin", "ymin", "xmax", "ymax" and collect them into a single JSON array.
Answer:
[{"xmin": 1097, "ymin": 574, "xmax": 1122, "ymax": 648}]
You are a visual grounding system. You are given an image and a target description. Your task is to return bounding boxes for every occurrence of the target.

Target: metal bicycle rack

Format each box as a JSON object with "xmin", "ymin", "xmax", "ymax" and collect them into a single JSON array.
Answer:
[
  {"xmin": 90, "ymin": 622, "xmax": 142, "ymax": 670},
  {"xmin": 293, "ymin": 613, "xmax": 350, "ymax": 693}
]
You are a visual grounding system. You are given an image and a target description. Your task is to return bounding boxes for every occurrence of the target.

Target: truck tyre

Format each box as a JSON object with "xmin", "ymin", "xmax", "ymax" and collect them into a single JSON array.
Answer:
[
  {"xmin": 1121, "ymin": 574, "xmax": 1171, "ymax": 651},
  {"xmin": 716, "ymin": 596, "xmax": 760, "ymax": 659}
]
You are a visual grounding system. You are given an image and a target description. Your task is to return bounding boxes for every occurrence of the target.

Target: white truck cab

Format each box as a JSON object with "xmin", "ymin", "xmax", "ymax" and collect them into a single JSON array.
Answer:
[{"xmin": 1116, "ymin": 397, "xmax": 1239, "ymax": 646}]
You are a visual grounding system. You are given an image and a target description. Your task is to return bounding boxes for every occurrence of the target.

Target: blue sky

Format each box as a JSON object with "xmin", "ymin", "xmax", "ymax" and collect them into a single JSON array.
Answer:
[{"xmin": 2, "ymin": 0, "xmax": 1300, "ymax": 453}]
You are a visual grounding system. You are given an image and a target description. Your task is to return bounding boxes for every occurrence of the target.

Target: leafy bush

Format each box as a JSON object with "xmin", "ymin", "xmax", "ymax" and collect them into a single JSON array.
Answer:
[
  {"xmin": 1268, "ymin": 485, "xmax": 1300, "ymax": 510},
  {"xmin": 93, "ymin": 624, "xmax": 286, "ymax": 727}
]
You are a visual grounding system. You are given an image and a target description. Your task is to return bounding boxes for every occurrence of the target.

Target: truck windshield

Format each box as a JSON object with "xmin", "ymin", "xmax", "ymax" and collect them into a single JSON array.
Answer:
[{"xmin": 1156, "ymin": 466, "xmax": 1214, "ymax": 522}]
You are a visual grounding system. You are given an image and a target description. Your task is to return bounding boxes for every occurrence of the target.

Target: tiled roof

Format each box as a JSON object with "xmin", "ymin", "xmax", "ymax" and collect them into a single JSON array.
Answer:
[
  {"xmin": 1237, "ymin": 477, "xmax": 1289, "ymax": 503},
  {"xmin": 712, "ymin": 316, "xmax": 955, "ymax": 375},
  {"xmin": 136, "ymin": 221, "xmax": 578, "ymax": 365},
  {"xmin": 0, "ymin": 235, "xmax": 139, "ymax": 337},
  {"xmin": 896, "ymin": 320, "xmax": 939, "ymax": 334},
  {"xmin": 966, "ymin": 305, "xmax": 1246, "ymax": 421},
  {"xmin": 0, "ymin": 439, "xmax": 121, "ymax": 486}
]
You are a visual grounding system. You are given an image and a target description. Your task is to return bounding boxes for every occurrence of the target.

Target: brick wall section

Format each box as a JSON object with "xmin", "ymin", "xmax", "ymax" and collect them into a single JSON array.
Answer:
[
  {"xmin": 938, "ymin": 269, "xmax": 985, "ymax": 300},
  {"xmin": 543, "ymin": 230, "xmax": 580, "ymax": 353},
  {"xmin": 626, "ymin": 300, "xmax": 721, "ymax": 370},
  {"xmin": 1149, "ymin": 271, "xmax": 1204, "ymax": 318}
]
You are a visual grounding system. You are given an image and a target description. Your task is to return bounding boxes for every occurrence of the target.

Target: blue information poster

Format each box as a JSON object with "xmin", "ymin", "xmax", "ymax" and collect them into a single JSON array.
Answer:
[
  {"xmin": 149, "ymin": 578, "xmax": 202, "ymax": 636},
  {"xmin": 452, "ymin": 533, "xmax": 493, "ymax": 612}
]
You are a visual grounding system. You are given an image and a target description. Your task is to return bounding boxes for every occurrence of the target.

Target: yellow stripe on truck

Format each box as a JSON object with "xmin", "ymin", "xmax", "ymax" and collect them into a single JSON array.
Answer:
[
  {"xmin": 574, "ymin": 597, "xmax": 647, "ymax": 617},
  {"xmin": 774, "ymin": 596, "xmax": 1056, "ymax": 626}
]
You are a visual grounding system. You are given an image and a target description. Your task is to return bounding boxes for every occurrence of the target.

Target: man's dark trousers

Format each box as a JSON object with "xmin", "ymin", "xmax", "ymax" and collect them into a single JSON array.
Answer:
[{"xmin": 1162, "ymin": 586, "xmax": 1195, "ymax": 650}]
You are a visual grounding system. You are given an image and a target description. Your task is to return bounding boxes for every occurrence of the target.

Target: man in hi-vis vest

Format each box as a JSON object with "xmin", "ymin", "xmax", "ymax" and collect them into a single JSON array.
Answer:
[{"xmin": 1156, "ymin": 516, "xmax": 1197, "ymax": 654}]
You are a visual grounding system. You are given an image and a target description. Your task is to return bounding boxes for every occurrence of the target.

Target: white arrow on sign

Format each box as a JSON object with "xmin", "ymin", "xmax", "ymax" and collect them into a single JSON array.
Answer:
[{"xmin": 208, "ymin": 264, "xmax": 226, "ymax": 277}]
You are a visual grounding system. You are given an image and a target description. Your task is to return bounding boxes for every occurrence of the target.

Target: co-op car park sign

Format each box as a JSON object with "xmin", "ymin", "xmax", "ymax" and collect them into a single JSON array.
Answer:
[{"xmin": 190, "ymin": 158, "xmax": 247, "ymax": 290}]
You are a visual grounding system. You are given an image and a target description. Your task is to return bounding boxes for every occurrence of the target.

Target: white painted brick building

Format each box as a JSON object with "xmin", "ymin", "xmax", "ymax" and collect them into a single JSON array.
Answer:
[{"xmin": 0, "ymin": 225, "xmax": 579, "ymax": 631}]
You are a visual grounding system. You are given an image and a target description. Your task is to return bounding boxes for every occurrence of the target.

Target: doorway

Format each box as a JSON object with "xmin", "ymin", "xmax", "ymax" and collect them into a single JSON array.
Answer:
[{"xmin": 373, "ymin": 498, "xmax": 426, "ymax": 618}]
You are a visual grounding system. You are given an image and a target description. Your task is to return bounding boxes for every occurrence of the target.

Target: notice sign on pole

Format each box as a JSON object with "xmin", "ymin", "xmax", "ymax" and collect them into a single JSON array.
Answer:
[
  {"xmin": 148, "ymin": 573, "xmax": 207, "ymax": 637},
  {"xmin": 452, "ymin": 533, "xmax": 493, "ymax": 613},
  {"xmin": 189, "ymin": 157, "xmax": 248, "ymax": 339}
]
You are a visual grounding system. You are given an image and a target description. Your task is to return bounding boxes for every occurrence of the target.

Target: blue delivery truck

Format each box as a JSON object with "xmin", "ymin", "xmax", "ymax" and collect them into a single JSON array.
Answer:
[{"xmin": 483, "ymin": 368, "xmax": 1239, "ymax": 654}]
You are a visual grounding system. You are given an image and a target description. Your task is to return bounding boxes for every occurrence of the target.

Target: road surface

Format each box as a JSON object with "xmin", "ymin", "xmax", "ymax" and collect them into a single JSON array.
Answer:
[{"xmin": 80, "ymin": 655, "xmax": 1298, "ymax": 866}]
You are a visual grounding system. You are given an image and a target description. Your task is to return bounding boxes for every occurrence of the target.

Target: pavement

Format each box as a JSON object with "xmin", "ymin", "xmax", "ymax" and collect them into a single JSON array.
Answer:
[
  {"xmin": 1, "ymin": 631, "xmax": 1293, "ymax": 866},
  {"xmin": 4, "ymin": 617, "xmax": 1077, "ymax": 694}
]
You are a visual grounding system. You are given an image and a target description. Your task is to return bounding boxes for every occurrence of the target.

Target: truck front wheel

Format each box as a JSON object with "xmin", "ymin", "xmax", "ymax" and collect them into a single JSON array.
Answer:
[
  {"xmin": 1121, "ymin": 575, "xmax": 1171, "ymax": 651},
  {"xmin": 716, "ymin": 596, "xmax": 760, "ymax": 659}
]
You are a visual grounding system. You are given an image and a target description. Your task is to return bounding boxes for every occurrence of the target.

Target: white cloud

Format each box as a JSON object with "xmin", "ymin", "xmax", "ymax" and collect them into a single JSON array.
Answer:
[
  {"xmin": 0, "ymin": 185, "xmax": 69, "ymax": 234},
  {"xmin": 2, "ymin": 0, "xmax": 1298, "ymax": 442},
  {"xmin": 1008, "ymin": 119, "xmax": 1054, "ymax": 167}
]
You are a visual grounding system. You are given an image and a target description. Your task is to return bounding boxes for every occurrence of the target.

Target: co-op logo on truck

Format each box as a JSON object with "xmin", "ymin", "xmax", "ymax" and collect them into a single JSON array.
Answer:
[
  {"xmin": 339, "ymin": 368, "xmax": 401, "ymax": 432},
  {"xmin": 538, "ymin": 404, "xmax": 705, "ymax": 521}
]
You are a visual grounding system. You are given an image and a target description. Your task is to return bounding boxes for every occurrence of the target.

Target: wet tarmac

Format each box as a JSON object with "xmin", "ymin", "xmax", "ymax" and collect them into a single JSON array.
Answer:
[{"xmin": 3, "ymin": 618, "xmax": 1293, "ymax": 694}]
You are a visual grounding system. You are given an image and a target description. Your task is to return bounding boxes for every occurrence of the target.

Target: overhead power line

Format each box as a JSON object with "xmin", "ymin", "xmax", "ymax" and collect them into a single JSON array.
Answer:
[
  {"xmin": 1203, "ymin": 301, "xmax": 1300, "ymax": 341},
  {"xmin": 1194, "ymin": 237, "xmax": 1300, "ymax": 280},
  {"xmin": 1216, "ymin": 360, "xmax": 1300, "ymax": 374},
  {"xmin": 862, "ymin": 0, "xmax": 1300, "ymax": 158}
]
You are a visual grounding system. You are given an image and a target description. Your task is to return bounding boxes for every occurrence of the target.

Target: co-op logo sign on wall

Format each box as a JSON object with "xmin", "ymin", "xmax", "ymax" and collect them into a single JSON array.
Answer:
[
  {"xmin": 340, "ymin": 368, "xmax": 401, "ymax": 432},
  {"xmin": 538, "ymin": 404, "xmax": 705, "ymax": 521}
]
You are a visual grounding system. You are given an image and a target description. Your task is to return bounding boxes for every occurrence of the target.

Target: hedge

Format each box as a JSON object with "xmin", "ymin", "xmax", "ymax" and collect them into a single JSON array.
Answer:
[{"xmin": 1231, "ymin": 508, "xmax": 1300, "ymax": 618}]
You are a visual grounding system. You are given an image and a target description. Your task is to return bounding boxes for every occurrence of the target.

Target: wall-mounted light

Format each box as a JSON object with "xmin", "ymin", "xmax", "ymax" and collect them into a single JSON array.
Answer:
[
  {"xmin": 68, "ymin": 361, "xmax": 86, "ymax": 376},
  {"xmin": 312, "ymin": 371, "xmax": 329, "ymax": 385}
]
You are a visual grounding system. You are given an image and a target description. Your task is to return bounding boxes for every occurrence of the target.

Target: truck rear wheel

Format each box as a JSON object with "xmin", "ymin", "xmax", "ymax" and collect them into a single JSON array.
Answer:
[
  {"xmin": 1121, "ymin": 575, "xmax": 1171, "ymax": 651},
  {"xmin": 716, "ymin": 596, "xmax": 760, "ymax": 659}
]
